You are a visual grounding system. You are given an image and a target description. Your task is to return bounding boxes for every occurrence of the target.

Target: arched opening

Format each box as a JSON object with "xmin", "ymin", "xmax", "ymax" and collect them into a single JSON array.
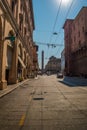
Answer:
[
  {"xmin": 5, "ymin": 30, "xmax": 15, "ymax": 84},
  {"xmin": 17, "ymin": 44, "xmax": 23, "ymax": 80},
  {"xmin": 6, "ymin": 46, "xmax": 13, "ymax": 84}
]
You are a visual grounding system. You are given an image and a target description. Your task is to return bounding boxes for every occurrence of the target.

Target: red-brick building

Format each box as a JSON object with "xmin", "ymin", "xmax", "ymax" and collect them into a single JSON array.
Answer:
[{"xmin": 63, "ymin": 7, "xmax": 87, "ymax": 77}]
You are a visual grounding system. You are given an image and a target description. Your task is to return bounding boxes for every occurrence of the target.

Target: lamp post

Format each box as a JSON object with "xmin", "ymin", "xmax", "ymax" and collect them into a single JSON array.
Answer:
[{"xmin": 53, "ymin": 32, "xmax": 58, "ymax": 35}]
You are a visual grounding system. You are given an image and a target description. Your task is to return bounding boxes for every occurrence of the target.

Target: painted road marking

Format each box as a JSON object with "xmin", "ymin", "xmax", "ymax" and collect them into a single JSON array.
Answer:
[
  {"xmin": 19, "ymin": 115, "xmax": 26, "ymax": 126},
  {"xmin": 19, "ymin": 95, "xmax": 32, "ymax": 126}
]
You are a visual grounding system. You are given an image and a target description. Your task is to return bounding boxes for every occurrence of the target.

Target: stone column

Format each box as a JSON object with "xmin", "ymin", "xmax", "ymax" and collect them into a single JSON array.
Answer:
[
  {"xmin": 0, "ymin": 39, "xmax": 7, "ymax": 89},
  {"xmin": 0, "ymin": 16, "xmax": 7, "ymax": 89},
  {"xmin": 8, "ymin": 39, "xmax": 18, "ymax": 84}
]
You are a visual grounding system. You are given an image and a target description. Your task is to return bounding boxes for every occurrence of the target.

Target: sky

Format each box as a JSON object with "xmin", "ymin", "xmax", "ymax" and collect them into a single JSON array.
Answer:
[{"xmin": 32, "ymin": 0, "xmax": 87, "ymax": 69}]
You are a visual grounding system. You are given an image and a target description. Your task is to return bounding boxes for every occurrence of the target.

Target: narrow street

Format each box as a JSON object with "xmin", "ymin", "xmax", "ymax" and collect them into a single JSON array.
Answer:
[{"xmin": 0, "ymin": 75, "xmax": 87, "ymax": 130}]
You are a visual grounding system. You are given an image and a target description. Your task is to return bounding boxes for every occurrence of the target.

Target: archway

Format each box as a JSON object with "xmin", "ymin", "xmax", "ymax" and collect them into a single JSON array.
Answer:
[{"xmin": 17, "ymin": 44, "xmax": 23, "ymax": 80}]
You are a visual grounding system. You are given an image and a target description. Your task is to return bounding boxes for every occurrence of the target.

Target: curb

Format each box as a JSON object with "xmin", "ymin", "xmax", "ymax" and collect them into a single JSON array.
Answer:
[{"xmin": 0, "ymin": 79, "xmax": 29, "ymax": 98}]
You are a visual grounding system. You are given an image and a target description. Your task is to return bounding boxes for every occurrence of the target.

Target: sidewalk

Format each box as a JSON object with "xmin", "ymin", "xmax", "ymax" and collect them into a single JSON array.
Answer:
[
  {"xmin": 0, "ymin": 79, "xmax": 29, "ymax": 98},
  {"xmin": 61, "ymin": 76, "xmax": 87, "ymax": 87}
]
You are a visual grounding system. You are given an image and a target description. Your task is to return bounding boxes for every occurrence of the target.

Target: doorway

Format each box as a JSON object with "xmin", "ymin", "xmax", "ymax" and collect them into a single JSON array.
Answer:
[{"xmin": 5, "ymin": 69, "xmax": 9, "ymax": 84}]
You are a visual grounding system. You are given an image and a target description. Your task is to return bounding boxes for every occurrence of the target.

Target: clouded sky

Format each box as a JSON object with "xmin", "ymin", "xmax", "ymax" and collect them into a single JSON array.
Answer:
[{"xmin": 32, "ymin": 0, "xmax": 87, "ymax": 68}]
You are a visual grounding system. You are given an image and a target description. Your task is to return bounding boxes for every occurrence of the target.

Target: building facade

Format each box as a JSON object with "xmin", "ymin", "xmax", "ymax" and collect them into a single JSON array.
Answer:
[
  {"xmin": 63, "ymin": 19, "xmax": 73, "ymax": 76},
  {"xmin": 0, "ymin": 0, "xmax": 38, "ymax": 89},
  {"xmin": 63, "ymin": 7, "xmax": 87, "ymax": 77},
  {"xmin": 45, "ymin": 56, "xmax": 61, "ymax": 75}
]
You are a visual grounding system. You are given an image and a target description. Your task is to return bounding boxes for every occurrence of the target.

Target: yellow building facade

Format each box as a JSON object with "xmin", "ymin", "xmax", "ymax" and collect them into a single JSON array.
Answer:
[{"xmin": 0, "ymin": 0, "xmax": 38, "ymax": 89}]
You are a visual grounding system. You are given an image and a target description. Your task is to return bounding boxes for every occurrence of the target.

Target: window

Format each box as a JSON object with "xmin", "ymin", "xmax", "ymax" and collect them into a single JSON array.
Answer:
[
  {"xmin": 79, "ymin": 40, "xmax": 81, "ymax": 48},
  {"xmin": 78, "ymin": 31, "xmax": 80, "ymax": 37},
  {"xmin": 19, "ymin": 20, "xmax": 22, "ymax": 31},
  {"xmin": 82, "ymin": 26, "xmax": 84, "ymax": 32},
  {"xmin": 20, "ymin": 0, "xmax": 23, "ymax": 11},
  {"xmin": 73, "ymin": 24, "xmax": 75, "ymax": 30},
  {"xmin": 11, "ymin": 0, "xmax": 15, "ymax": 13},
  {"xmin": 74, "ymin": 36, "xmax": 76, "ymax": 42},
  {"xmin": 24, "ymin": 27, "xmax": 26, "ymax": 35},
  {"xmin": 81, "ymin": 16, "xmax": 83, "ymax": 21}
]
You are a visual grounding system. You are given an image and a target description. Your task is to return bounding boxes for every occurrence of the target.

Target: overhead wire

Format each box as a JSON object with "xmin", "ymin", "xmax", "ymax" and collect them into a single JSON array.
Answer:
[
  {"xmin": 54, "ymin": 38, "xmax": 64, "ymax": 57},
  {"xmin": 34, "ymin": 29, "xmax": 53, "ymax": 33},
  {"xmin": 49, "ymin": 0, "xmax": 62, "ymax": 44},
  {"xmin": 47, "ymin": 0, "xmax": 62, "ymax": 59},
  {"xmin": 35, "ymin": 41, "xmax": 63, "ymax": 46},
  {"xmin": 53, "ymin": 0, "xmax": 75, "ymax": 56},
  {"xmin": 54, "ymin": 0, "xmax": 74, "ymax": 43}
]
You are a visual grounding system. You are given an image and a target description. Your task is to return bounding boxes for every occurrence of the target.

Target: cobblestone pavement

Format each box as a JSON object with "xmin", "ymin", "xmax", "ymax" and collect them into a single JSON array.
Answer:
[{"xmin": 0, "ymin": 75, "xmax": 87, "ymax": 130}]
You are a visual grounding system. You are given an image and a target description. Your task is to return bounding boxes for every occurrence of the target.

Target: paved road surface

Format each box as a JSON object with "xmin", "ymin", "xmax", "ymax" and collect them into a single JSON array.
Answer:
[{"xmin": 0, "ymin": 75, "xmax": 87, "ymax": 130}]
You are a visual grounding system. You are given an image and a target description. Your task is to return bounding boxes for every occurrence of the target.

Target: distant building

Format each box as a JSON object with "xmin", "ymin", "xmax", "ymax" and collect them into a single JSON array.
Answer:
[
  {"xmin": 45, "ymin": 56, "xmax": 61, "ymax": 74},
  {"xmin": 61, "ymin": 49, "xmax": 65, "ymax": 74},
  {"xmin": 63, "ymin": 7, "xmax": 87, "ymax": 77}
]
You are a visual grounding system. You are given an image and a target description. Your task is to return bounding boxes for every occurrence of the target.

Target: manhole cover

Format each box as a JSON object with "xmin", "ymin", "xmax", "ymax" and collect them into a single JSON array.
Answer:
[{"xmin": 33, "ymin": 97, "xmax": 44, "ymax": 100}]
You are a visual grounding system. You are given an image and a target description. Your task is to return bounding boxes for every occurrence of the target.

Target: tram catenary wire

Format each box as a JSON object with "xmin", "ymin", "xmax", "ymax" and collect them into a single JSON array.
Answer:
[{"xmin": 35, "ymin": 41, "xmax": 64, "ymax": 47}]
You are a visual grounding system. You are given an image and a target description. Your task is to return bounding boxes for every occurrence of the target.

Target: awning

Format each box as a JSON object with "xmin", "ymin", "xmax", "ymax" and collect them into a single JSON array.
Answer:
[{"xmin": 18, "ymin": 56, "xmax": 26, "ymax": 68}]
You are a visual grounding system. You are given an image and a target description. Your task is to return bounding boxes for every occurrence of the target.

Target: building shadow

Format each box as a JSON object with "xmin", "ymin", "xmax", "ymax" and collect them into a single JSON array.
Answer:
[{"xmin": 58, "ymin": 76, "xmax": 87, "ymax": 87}]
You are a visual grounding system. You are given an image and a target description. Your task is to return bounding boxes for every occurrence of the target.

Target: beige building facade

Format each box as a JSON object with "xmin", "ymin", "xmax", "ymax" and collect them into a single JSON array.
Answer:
[
  {"xmin": 45, "ymin": 56, "xmax": 61, "ymax": 75},
  {"xmin": 0, "ymin": 0, "xmax": 38, "ymax": 89}
]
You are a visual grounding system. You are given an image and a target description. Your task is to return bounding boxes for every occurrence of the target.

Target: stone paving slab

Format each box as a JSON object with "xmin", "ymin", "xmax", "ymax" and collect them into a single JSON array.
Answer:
[
  {"xmin": 0, "ymin": 75, "xmax": 87, "ymax": 130},
  {"xmin": 0, "ymin": 79, "xmax": 29, "ymax": 98}
]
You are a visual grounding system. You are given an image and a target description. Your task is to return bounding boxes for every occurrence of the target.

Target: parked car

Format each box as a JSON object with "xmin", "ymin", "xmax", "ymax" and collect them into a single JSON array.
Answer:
[{"xmin": 57, "ymin": 72, "xmax": 63, "ymax": 78}]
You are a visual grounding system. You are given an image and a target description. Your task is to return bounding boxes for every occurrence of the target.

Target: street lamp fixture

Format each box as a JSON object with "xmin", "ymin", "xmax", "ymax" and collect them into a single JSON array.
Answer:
[{"xmin": 53, "ymin": 32, "xmax": 58, "ymax": 35}]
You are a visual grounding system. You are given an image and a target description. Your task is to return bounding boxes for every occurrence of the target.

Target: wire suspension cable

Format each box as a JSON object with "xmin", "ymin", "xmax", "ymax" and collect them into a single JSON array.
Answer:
[
  {"xmin": 35, "ymin": 41, "xmax": 64, "ymax": 47},
  {"xmin": 49, "ymin": 0, "xmax": 62, "ymax": 43},
  {"xmin": 53, "ymin": 0, "xmax": 75, "ymax": 57},
  {"xmin": 54, "ymin": 0, "xmax": 74, "ymax": 43}
]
